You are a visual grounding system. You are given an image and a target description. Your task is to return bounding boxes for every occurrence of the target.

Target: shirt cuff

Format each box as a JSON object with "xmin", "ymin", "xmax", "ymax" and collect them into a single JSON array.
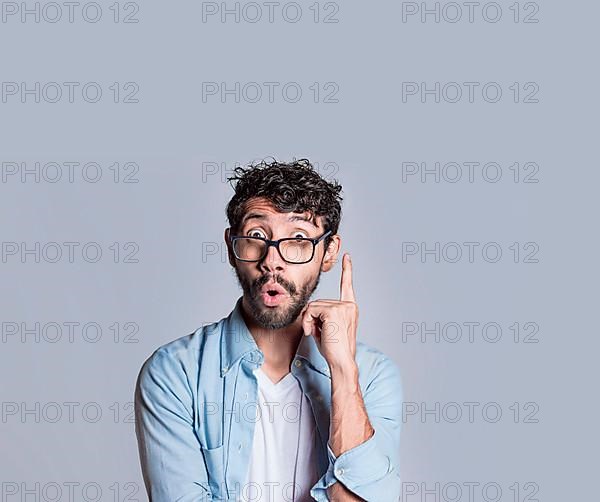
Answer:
[{"xmin": 310, "ymin": 427, "xmax": 393, "ymax": 500}]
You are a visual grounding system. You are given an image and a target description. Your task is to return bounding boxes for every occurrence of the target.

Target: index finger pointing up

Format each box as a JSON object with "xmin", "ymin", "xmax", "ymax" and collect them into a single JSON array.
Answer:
[{"xmin": 340, "ymin": 253, "xmax": 356, "ymax": 302}]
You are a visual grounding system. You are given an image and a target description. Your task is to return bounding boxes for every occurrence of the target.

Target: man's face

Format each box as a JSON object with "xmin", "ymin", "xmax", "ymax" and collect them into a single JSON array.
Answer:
[{"xmin": 227, "ymin": 198, "xmax": 331, "ymax": 330}]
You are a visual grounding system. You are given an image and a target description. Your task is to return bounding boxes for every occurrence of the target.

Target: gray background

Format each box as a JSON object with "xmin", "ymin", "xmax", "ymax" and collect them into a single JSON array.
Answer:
[{"xmin": 1, "ymin": 1, "xmax": 598, "ymax": 500}]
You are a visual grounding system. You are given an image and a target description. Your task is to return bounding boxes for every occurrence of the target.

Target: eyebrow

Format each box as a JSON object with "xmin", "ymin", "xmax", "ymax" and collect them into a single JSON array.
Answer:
[{"xmin": 241, "ymin": 213, "xmax": 318, "ymax": 229}]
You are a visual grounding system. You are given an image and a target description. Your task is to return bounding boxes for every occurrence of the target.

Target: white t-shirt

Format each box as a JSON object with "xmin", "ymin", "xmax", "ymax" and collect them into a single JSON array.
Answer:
[{"xmin": 242, "ymin": 366, "xmax": 320, "ymax": 502}]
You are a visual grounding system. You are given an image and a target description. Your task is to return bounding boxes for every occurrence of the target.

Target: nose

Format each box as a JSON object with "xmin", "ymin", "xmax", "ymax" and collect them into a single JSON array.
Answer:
[{"xmin": 259, "ymin": 242, "xmax": 285, "ymax": 273}]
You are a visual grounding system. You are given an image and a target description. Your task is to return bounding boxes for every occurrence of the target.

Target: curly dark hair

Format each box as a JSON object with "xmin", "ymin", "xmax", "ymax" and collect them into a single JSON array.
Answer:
[{"xmin": 225, "ymin": 158, "xmax": 343, "ymax": 248}]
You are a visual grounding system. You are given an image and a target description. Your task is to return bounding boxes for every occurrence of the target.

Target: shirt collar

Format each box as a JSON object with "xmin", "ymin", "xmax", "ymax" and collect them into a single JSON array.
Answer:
[{"xmin": 220, "ymin": 295, "xmax": 331, "ymax": 379}]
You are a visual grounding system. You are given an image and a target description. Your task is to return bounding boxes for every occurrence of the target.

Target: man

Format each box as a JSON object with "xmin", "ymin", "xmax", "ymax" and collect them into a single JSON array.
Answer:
[{"xmin": 134, "ymin": 159, "xmax": 403, "ymax": 501}]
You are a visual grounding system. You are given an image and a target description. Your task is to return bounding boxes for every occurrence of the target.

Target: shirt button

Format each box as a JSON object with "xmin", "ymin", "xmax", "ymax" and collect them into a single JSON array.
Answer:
[
  {"xmin": 335, "ymin": 468, "xmax": 344, "ymax": 477},
  {"xmin": 244, "ymin": 392, "xmax": 248, "ymax": 401},
  {"xmin": 222, "ymin": 366, "xmax": 229, "ymax": 374},
  {"xmin": 294, "ymin": 359, "xmax": 302, "ymax": 368},
  {"xmin": 238, "ymin": 442, "xmax": 243, "ymax": 451}
]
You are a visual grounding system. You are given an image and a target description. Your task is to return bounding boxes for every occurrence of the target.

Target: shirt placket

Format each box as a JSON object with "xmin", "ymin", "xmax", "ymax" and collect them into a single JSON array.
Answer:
[{"xmin": 223, "ymin": 353, "xmax": 261, "ymax": 501}]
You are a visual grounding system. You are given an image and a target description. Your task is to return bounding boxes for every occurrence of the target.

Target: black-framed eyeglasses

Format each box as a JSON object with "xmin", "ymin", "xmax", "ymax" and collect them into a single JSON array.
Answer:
[{"xmin": 229, "ymin": 229, "xmax": 332, "ymax": 264}]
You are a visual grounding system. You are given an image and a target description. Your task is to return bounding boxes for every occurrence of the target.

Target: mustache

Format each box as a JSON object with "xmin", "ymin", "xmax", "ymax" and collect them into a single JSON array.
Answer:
[{"xmin": 253, "ymin": 275, "xmax": 297, "ymax": 296}]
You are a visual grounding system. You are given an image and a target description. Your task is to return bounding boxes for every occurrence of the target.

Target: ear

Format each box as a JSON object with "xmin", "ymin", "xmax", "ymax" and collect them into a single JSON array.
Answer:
[
  {"xmin": 224, "ymin": 228, "xmax": 236, "ymax": 267},
  {"xmin": 320, "ymin": 234, "xmax": 341, "ymax": 273}
]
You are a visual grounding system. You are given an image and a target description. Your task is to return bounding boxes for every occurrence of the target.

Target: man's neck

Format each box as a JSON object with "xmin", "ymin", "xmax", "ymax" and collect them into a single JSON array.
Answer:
[{"xmin": 240, "ymin": 298, "xmax": 304, "ymax": 378}]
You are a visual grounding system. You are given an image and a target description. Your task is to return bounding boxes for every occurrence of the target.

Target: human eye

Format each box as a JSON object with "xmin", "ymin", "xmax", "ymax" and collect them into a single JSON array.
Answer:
[
  {"xmin": 291, "ymin": 231, "xmax": 309, "ymax": 239},
  {"xmin": 247, "ymin": 228, "xmax": 267, "ymax": 239}
]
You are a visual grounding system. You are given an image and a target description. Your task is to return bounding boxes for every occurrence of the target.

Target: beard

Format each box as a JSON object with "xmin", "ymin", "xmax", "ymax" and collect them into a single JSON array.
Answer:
[{"xmin": 234, "ymin": 266, "xmax": 322, "ymax": 330}]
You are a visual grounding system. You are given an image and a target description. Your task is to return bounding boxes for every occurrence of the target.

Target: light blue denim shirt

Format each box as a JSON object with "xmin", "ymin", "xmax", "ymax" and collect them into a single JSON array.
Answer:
[{"xmin": 134, "ymin": 296, "xmax": 403, "ymax": 501}]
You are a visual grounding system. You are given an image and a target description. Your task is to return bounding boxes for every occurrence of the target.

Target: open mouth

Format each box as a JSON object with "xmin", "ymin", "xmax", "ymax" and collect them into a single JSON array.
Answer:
[{"xmin": 260, "ymin": 282, "xmax": 288, "ymax": 306}]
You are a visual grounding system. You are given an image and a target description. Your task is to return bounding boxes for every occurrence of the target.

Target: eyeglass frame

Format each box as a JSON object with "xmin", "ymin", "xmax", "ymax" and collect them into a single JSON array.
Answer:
[{"xmin": 228, "ymin": 229, "xmax": 333, "ymax": 264}]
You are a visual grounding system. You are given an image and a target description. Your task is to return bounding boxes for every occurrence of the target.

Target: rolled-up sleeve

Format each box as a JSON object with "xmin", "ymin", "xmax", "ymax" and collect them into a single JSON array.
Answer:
[
  {"xmin": 310, "ymin": 355, "xmax": 403, "ymax": 501},
  {"xmin": 134, "ymin": 350, "xmax": 212, "ymax": 501}
]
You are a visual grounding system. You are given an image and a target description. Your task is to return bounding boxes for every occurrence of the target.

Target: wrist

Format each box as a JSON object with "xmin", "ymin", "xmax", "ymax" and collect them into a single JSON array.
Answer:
[{"xmin": 330, "ymin": 361, "xmax": 359, "ymax": 387}]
